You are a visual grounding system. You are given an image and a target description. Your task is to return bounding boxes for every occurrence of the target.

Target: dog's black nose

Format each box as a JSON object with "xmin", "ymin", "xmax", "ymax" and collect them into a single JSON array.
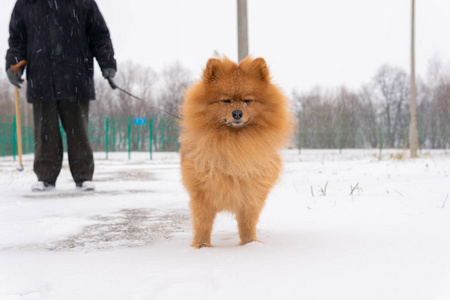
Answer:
[{"xmin": 232, "ymin": 110, "xmax": 243, "ymax": 120}]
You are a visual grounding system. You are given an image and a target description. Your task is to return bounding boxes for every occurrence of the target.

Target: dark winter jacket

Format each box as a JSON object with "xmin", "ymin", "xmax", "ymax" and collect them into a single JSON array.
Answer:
[{"xmin": 5, "ymin": 0, "xmax": 117, "ymax": 103}]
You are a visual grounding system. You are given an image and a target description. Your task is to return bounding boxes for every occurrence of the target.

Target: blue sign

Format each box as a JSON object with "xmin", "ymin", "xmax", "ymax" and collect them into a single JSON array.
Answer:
[{"xmin": 133, "ymin": 118, "xmax": 147, "ymax": 125}]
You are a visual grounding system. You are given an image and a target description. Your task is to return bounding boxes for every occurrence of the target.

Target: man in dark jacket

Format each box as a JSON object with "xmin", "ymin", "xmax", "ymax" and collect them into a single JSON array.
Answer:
[{"xmin": 5, "ymin": 0, "xmax": 117, "ymax": 191}]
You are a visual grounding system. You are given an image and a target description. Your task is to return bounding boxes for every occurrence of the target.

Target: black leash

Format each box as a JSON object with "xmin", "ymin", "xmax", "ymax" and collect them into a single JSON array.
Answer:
[{"xmin": 107, "ymin": 78, "xmax": 181, "ymax": 119}]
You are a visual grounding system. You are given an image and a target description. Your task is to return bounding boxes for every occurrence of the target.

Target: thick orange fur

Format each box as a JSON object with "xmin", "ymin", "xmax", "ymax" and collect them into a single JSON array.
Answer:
[{"xmin": 180, "ymin": 57, "xmax": 294, "ymax": 248}]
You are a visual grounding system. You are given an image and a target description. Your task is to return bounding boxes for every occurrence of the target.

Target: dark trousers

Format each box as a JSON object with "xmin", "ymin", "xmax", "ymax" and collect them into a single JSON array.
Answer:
[{"xmin": 32, "ymin": 100, "xmax": 94, "ymax": 186}]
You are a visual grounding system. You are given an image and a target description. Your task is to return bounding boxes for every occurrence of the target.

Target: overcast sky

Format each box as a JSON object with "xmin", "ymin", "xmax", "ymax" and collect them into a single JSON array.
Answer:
[{"xmin": 1, "ymin": 0, "xmax": 450, "ymax": 94}]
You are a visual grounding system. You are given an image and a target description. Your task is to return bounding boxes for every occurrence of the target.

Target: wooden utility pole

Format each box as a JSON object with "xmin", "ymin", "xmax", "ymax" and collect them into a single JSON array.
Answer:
[
  {"xmin": 410, "ymin": 0, "xmax": 419, "ymax": 157},
  {"xmin": 237, "ymin": 0, "xmax": 249, "ymax": 62}
]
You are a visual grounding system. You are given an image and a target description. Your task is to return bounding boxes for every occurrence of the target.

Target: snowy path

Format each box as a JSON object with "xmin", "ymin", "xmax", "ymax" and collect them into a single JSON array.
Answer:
[{"xmin": 0, "ymin": 150, "xmax": 449, "ymax": 300}]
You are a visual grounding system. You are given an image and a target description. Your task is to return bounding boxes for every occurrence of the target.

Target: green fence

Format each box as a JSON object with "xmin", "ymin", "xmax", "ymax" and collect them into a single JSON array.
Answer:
[
  {"xmin": 297, "ymin": 112, "xmax": 448, "ymax": 153},
  {"xmin": 1, "ymin": 113, "xmax": 447, "ymax": 160},
  {"xmin": 0, "ymin": 116, "xmax": 180, "ymax": 160},
  {"xmin": 0, "ymin": 116, "xmax": 34, "ymax": 160},
  {"xmin": 88, "ymin": 116, "xmax": 180, "ymax": 159}
]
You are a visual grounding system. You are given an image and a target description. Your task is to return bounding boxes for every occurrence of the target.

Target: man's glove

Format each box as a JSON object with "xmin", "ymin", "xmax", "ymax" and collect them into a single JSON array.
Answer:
[
  {"xmin": 102, "ymin": 68, "xmax": 116, "ymax": 79},
  {"xmin": 6, "ymin": 67, "xmax": 24, "ymax": 88}
]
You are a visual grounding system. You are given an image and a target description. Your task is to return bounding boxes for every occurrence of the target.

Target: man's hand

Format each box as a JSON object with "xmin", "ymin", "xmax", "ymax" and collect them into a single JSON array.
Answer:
[
  {"xmin": 102, "ymin": 68, "xmax": 116, "ymax": 79},
  {"xmin": 6, "ymin": 67, "xmax": 24, "ymax": 88}
]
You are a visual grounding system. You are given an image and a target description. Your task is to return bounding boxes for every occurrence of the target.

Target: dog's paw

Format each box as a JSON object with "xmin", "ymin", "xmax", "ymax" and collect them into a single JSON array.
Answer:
[
  {"xmin": 191, "ymin": 243, "xmax": 213, "ymax": 249},
  {"xmin": 240, "ymin": 239, "xmax": 262, "ymax": 246}
]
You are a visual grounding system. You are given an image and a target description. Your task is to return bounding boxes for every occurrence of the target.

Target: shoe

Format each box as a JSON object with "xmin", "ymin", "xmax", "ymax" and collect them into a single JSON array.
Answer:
[
  {"xmin": 76, "ymin": 180, "xmax": 95, "ymax": 191},
  {"xmin": 31, "ymin": 181, "xmax": 55, "ymax": 192}
]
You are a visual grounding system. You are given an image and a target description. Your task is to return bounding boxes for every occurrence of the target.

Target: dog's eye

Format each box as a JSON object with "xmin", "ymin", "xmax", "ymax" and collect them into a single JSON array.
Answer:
[
  {"xmin": 221, "ymin": 99, "xmax": 232, "ymax": 104},
  {"xmin": 243, "ymin": 99, "xmax": 253, "ymax": 104}
]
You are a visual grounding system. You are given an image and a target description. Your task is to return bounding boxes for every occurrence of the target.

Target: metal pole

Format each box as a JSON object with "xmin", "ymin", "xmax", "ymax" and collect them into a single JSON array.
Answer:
[
  {"xmin": 338, "ymin": 114, "xmax": 343, "ymax": 154},
  {"xmin": 2, "ymin": 123, "xmax": 6, "ymax": 156},
  {"xmin": 410, "ymin": 0, "xmax": 419, "ymax": 157},
  {"xmin": 298, "ymin": 113, "xmax": 301, "ymax": 154},
  {"xmin": 128, "ymin": 117, "xmax": 131, "ymax": 160},
  {"xmin": 14, "ymin": 88, "xmax": 23, "ymax": 170},
  {"xmin": 418, "ymin": 113, "xmax": 422, "ymax": 153},
  {"xmin": 113, "ymin": 120, "xmax": 116, "ymax": 152},
  {"xmin": 161, "ymin": 120, "xmax": 165, "ymax": 152},
  {"xmin": 237, "ymin": 0, "xmax": 249, "ymax": 62},
  {"xmin": 105, "ymin": 117, "xmax": 109, "ymax": 160},
  {"xmin": 149, "ymin": 117, "xmax": 153, "ymax": 160},
  {"xmin": 137, "ymin": 125, "xmax": 140, "ymax": 152},
  {"xmin": 12, "ymin": 117, "xmax": 16, "ymax": 160},
  {"xmin": 379, "ymin": 114, "xmax": 383, "ymax": 157}
]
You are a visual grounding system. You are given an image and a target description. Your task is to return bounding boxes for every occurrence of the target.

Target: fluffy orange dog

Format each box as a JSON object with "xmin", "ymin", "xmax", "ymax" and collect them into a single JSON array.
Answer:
[{"xmin": 180, "ymin": 56, "xmax": 293, "ymax": 248}]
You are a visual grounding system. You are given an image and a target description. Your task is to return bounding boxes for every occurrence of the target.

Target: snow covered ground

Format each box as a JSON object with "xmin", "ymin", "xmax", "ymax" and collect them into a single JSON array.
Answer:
[{"xmin": 0, "ymin": 149, "xmax": 449, "ymax": 300}]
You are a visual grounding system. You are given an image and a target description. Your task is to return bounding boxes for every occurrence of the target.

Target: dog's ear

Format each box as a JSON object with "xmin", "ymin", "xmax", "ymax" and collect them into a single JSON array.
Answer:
[
  {"xmin": 240, "ymin": 57, "xmax": 270, "ymax": 81},
  {"xmin": 202, "ymin": 58, "xmax": 222, "ymax": 83},
  {"xmin": 252, "ymin": 58, "xmax": 270, "ymax": 81}
]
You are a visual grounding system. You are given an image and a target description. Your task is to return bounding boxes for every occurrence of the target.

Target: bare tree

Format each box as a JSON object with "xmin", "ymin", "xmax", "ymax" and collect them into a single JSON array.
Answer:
[
  {"xmin": 109, "ymin": 61, "xmax": 157, "ymax": 117},
  {"xmin": 421, "ymin": 55, "xmax": 450, "ymax": 149},
  {"xmin": 152, "ymin": 62, "xmax": 193, "ymax": 151},
  {"xmin": 0, "ymin": 78, "xmax": 15, "ymax": 115},
  {"xmin": 372, "ymin": 65, "xmax": 410, "ymax": 148},
  {"xmin": 155, "ymin": 62, "xmax": 193, "ymax": 116},
  {"xmin": 293, "ymin": 87, "xmax": 337, "ymax": 148},
  {"xmin": 335, "ymin": 87, "xmax": 363, "ymax": 148},
  {"xmin": 358, "ymin": 85, "xmax": 379, "ymax": 148}
]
